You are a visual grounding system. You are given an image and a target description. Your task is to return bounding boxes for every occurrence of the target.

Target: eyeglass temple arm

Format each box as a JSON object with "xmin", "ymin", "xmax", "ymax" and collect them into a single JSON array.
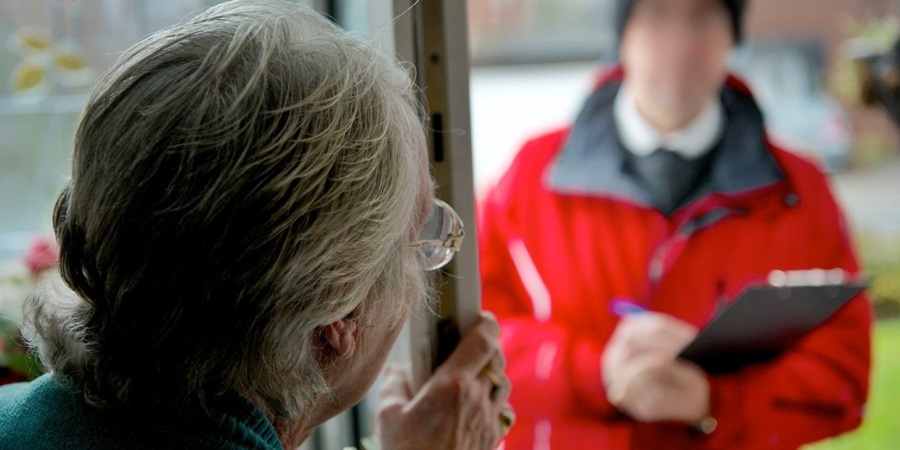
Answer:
[{"xmin": 412, "ymin": 230, "xmax": 465, "ymax": 253}]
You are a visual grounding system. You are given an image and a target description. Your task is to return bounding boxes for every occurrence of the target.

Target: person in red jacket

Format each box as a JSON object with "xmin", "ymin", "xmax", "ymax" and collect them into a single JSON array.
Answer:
[{"xmin": 478, "ymin": 0, "xmax": 873, "ymax": 448}]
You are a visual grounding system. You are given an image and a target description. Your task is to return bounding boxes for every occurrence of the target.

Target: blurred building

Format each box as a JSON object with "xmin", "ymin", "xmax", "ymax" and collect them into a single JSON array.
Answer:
[
  {"xmin": 745, "ymin": 0, "xmax": 900, "ymax": 160},
  {"xmin": 467, "ymin": 0, "xmax": 900, "ymax": 163},
  {"xmin": 467, "ymin": 0, "xmax": 616, "ymax": 65}
]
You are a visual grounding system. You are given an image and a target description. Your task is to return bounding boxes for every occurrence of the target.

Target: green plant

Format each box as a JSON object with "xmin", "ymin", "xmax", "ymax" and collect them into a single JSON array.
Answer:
[
  {"xmin": 804, "ymin": 319, "xmax": 900, "ymax": 449},
  {"xmin": 0, "ymin": 317, "xmax": 42, "ymax": 380},
  {"xmin": 856, "ymin": 231, "xmax": 900, "ymax": 318},
  {"xmin": 831, "ymin": 15, "xmax": 900, "ymax": 105}
]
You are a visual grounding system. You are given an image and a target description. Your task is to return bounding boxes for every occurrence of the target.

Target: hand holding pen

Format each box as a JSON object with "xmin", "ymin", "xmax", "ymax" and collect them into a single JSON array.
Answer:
[{"xmin": 602, "ymin": 297, "xmax": 710, "ymax": 424}]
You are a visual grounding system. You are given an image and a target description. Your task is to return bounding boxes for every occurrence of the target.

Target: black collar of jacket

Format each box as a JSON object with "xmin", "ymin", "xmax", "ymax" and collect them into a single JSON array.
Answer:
[{"xmin": 546, "ymin": 79, "xmax": 785, "ymax": 213}]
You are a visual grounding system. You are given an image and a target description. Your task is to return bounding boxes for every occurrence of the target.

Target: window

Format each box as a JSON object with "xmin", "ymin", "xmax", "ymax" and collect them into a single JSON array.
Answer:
[{"xmin": 0, "ymin": 0, "xmax": 320, "ymax": 263}]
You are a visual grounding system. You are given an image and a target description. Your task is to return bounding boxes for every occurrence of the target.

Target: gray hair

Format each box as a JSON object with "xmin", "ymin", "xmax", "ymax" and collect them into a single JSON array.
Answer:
[{"xmin": 23, "ymin": 0, "xmax": 431, "ymax": 419}]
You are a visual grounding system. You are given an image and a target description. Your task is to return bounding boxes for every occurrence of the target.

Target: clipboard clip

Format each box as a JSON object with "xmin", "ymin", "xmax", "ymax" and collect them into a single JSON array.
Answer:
[
  {"xmin": 767, "ymin": 269, "xmax": 853, "ymax": 288},
  {"xmin": 767, "ymin": 269, "xmax": 862, "ymax": 300}
]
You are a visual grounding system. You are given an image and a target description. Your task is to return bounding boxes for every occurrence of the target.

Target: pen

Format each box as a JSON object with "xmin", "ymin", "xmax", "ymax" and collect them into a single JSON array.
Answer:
[{"xmin": 611, "ymin": 298, "xmax": 649, "ymax": 317}]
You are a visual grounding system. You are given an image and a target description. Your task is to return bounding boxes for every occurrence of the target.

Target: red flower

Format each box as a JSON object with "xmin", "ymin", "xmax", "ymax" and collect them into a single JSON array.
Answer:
[{"xmin": 22, "ymin": 238, "xmax": 59, "ymax": 278}]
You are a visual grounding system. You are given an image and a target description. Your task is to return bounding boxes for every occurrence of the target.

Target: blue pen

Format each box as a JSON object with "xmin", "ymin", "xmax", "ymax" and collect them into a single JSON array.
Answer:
[{"xmin": 611, "ymin": 298, "xmax": 649, "ymax": 317}]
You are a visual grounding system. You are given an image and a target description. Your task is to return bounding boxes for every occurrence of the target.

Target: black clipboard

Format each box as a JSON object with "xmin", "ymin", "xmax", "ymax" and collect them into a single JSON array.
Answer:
[{"xmin": 678, "ymin": 270, "xmax": 869, "ymax": 374}]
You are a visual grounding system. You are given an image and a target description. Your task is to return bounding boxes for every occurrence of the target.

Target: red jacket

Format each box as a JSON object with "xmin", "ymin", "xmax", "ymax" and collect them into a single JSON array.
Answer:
[{"xmin": 479, "ymin": 68, "xmax": 872, "ymax": 450}]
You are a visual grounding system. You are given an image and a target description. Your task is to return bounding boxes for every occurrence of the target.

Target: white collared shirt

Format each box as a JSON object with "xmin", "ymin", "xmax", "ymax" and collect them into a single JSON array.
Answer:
[{"xmin": 614, "ymin": 82, "xmax": 726, "ymax": 160}]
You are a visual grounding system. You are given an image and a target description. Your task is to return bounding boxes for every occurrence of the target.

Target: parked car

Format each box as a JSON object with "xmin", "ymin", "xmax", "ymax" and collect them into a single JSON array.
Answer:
[{"xmin": 731, "ymin": 39, "xmax": 853, "ymax": 172}]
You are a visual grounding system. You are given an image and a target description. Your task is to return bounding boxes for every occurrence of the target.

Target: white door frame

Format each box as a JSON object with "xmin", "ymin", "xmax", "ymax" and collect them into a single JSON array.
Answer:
[{"xmin": 390, "ymin": 0, "xmax": 481, "ymax": 389}]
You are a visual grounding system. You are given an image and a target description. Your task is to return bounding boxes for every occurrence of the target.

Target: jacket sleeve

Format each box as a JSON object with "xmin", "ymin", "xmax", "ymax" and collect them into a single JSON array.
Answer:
[
  {"xmin": 703, "ymin": 177, "xmax": 872, "ymax": 449},
  {"xmin": 478, "ymin": 140, "xmax": 619, "ymax": 419}
]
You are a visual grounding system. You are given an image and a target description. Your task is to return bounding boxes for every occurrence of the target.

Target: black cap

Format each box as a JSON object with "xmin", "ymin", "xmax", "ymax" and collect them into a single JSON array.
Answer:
[{"xmin": 615, "ymin": 0, "xmax": 747, "ymax": 45}]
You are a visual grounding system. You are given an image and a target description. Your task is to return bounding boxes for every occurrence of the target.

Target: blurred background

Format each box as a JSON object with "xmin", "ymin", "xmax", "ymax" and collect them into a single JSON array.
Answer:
[
  {"xmin": 0, "ymin": 0, "xmax": 898, "ymax": 448},
  {"xmin": 467, "ymin": 5, "xmax": 900, "ymax": 447}
]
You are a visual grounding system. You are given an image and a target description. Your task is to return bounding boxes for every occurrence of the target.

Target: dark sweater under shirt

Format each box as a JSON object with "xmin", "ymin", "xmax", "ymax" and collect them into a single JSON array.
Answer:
[{"xmin": 623, "ymin": 144, "xmax": 720, "ymax": 216}]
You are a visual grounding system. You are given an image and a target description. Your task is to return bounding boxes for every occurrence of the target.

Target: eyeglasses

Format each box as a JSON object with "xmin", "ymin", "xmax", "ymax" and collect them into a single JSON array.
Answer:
[{"xmin": 413, "ymin": 198, "xmax": 464, "ymax": 271}]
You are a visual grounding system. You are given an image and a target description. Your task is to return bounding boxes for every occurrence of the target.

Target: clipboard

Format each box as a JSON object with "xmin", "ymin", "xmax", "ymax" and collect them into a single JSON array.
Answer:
[{"xmin": 677, "ymin": 270, "xmax": 869, "ymax": 374}]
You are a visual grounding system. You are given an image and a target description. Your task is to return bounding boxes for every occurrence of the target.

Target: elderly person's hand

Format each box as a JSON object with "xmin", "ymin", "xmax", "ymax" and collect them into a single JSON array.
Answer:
[
  {"xmin": 375, "ymin": 313, "xmax": 513, "ymax": 450},
  {"xmin": 601, "ymin": 312, "xmax": 709, "ymax": 423}
]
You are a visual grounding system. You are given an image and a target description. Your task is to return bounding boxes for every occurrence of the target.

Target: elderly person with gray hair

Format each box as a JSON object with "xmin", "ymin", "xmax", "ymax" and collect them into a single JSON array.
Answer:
[{"xmin": 0, "ymin": 1, "xmax": 512, "ymax": 449}]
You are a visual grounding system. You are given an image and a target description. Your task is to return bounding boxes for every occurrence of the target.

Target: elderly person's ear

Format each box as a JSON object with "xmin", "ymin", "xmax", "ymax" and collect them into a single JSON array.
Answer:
[{"xmin": 320, "ymin": 318, "xmax": 359, "ymax": 361}]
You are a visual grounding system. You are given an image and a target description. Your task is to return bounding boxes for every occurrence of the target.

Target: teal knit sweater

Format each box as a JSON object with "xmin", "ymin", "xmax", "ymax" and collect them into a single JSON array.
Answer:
[{"xmin": 0, "ymin": 374, "xmax": 284, "ymax": 449}]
